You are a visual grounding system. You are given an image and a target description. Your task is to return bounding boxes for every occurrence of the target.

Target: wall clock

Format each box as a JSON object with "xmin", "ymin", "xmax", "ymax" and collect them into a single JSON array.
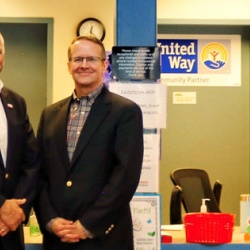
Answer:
[{"xmin": 76, "ymin": 18, "xmax": 106, "ymax": 41}]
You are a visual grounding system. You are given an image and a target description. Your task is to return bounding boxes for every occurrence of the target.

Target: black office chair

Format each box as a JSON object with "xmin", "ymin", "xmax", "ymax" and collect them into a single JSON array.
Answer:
[{"xmin": 169, "ymin": 168, "xmax": 222, "ymax": 224}]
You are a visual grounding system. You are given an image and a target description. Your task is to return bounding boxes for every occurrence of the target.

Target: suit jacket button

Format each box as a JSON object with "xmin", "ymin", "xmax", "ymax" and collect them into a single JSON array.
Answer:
[
  {"xmin": 105, "ymin": 230, "xmax": 109, "ymax": 235},
  {"xmin": 66, "ymin": 181, "xmax": 72, "ymax": 187},
  {"xmin": 5, "ymin": 173, "xmax": 9, "ymax": 179}
]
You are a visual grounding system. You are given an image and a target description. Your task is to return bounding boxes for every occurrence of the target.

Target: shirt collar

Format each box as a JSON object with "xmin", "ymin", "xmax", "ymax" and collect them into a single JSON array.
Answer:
[
  {"xmin": 72, "ymin": 84, "xmax": 103, "ymax": 102},
  {"xmin": 0, "ymin": 80, "xmax": 3, "ymax": 92}
]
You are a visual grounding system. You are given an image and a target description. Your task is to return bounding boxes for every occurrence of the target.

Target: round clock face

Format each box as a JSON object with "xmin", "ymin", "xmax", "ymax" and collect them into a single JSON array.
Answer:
[{"xmin": 77, "ymin": 18, "xmax": 106, "ymax": 41}]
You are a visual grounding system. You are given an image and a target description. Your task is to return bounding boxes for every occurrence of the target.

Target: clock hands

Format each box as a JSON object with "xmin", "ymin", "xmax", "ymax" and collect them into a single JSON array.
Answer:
[{"xmin": 77, "ymin": 18, "xmax": 105, "ymax": 41}]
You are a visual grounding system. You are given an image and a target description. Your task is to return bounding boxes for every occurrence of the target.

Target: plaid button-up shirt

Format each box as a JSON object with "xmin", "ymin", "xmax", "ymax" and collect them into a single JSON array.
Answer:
[{"xmin": 67, "ymin": 85, "xmax": 103, "ymax": 161}]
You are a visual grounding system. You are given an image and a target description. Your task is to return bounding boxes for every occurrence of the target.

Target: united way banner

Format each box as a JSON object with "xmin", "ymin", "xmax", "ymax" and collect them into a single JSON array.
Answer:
[{"xmin": 157, "ymin": 34, "xmax": 241, "ymax": 87}]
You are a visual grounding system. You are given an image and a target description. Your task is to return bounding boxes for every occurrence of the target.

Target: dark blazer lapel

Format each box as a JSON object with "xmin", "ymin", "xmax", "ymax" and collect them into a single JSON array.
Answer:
[
  {"xmin": 53, "ymin": 97, "xmax": 71, "ymax": 168},
  {"xmin": 0, "ymin": 150, "xmax": 4, "ymax": 170},
  {"xmin": 71, "ymin": 88, "xmax": 111, "ymax": 167}
]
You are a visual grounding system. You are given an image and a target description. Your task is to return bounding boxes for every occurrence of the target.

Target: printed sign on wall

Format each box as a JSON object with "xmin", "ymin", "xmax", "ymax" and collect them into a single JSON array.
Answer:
[
  {"xmin": 136, "ymin": 133, "xmax": 160, "ymax": 193},
  {"xmin": 112, "ymin": 46, "xmax": 160, "ymax": 80},
  {"xmin": 130, "ymin": 194, "xmax": 161, "ymax": 250},
  {"xmin": 109, "ymin": 83, "xmax": 166, "ymax": 128},
  {"xmin": 157, "ymin": 34, "xmax": 241, "ymax": 86}
]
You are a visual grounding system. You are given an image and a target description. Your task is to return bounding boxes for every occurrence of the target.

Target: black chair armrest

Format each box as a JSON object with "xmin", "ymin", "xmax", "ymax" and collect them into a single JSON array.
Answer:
[
  {"xmin": 170, "ymin": 185, "xmax": 183, "ymax": 224},
  {"xmin": 213, "ymin": 180, "xmax": 222, "ymax": 207}
]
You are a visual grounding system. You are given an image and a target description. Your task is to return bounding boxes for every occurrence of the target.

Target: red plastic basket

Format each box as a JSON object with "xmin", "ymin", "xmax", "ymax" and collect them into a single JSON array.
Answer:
[{"xmin": 184, "ymin": 213, "xmax": 235, "ymax": 244}]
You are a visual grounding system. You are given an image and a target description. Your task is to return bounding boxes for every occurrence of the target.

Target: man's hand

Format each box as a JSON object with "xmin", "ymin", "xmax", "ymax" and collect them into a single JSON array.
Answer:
[
  {"xmin": 0, "ymin": 219, "xmax": 9, "ymax": 237},
  {"xmin": 74, "ymin": 220, "xmax": 89, "ymax": 240},
  {"xmin": 60, "ymin": 220, "xmax": 88, "ymax": 242},
  {"xmin": 50, "ymin": 217, "xmax": 81, "ymax": 243},
  {"xmin": 0, "ymin": 199, "xmax": 26, "ymax": 231}
]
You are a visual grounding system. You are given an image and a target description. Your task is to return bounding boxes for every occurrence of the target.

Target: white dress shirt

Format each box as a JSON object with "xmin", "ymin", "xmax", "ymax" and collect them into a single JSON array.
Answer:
[{"xmin": 0, "ymin": 80, "xmax": 8, "ymax": 167}]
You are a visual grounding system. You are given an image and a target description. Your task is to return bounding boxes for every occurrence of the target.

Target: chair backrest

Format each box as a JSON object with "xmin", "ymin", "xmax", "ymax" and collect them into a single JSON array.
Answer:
[{"xmin": 170, "ymin": 168, "xmax": 221, "ymax": 213}]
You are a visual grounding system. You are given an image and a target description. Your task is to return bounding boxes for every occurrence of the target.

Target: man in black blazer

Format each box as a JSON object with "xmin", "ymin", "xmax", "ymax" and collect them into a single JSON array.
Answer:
[
  {"xmin": 0, "ymin": 33, "xmax": 40, "ymax": 249},
  {"xmin": 34, "ymin": 36, "xmax": 144, "ymax": 250}
]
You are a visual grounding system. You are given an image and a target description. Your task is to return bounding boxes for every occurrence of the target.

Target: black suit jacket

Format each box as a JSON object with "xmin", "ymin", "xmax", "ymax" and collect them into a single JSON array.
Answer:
[
  {"xmin": 35, "ymin": 86, "xmax": 144, "ymax": 250},
  {"xmin": 0, "ymin": 87, "xmax": 40, "ymax": 250}
]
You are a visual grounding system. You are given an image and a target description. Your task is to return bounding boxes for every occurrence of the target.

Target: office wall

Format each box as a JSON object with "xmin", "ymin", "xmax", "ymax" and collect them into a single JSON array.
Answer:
[
  {"xmin": 158, "ymin": 25, "xmax": 249, "ymax": 225},
  {"xmin": 157, "ymin": 0, "xmax": 250, "ymax": 225},
  {"xmin": 0, "ymin": 0, "xmax": 116, "ymax": 102},
  {"xmin": 157, "ymin": 0, "xmax": 250, "ymax": 20}
]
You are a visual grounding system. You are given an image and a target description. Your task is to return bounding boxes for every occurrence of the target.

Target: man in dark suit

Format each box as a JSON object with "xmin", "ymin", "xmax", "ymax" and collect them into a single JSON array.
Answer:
[
  {"xmin": 0, "ymin": 33, "xmax": 40, "ymax": 249},
  {"xmin": 34, "ymin": 35, "xmax": 144, "ymax": 250}
]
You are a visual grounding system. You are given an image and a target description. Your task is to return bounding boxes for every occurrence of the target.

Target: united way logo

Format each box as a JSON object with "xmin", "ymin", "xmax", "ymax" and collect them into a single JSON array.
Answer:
[{"xmin": 201, "ymin": 43, "xmax": 228, "ymax": 70}]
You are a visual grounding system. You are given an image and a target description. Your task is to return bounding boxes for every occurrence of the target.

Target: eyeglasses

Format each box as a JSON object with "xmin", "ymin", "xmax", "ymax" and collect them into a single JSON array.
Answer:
[{"xmin": 69, "ymin": 56, "xmax": 105, "ymax": 65}]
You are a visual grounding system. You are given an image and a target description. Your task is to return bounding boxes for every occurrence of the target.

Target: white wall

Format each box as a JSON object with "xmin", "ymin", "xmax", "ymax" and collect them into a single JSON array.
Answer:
[{"xmin": 157, "ymin": 0, "xmax": 250, "ymax": 20}]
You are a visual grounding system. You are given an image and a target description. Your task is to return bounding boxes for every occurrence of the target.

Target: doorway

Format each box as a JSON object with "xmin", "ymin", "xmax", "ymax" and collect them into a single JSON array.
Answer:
[{"xmin": 0, "ymin": 18, "xmax": 53, "ymax": 132}]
